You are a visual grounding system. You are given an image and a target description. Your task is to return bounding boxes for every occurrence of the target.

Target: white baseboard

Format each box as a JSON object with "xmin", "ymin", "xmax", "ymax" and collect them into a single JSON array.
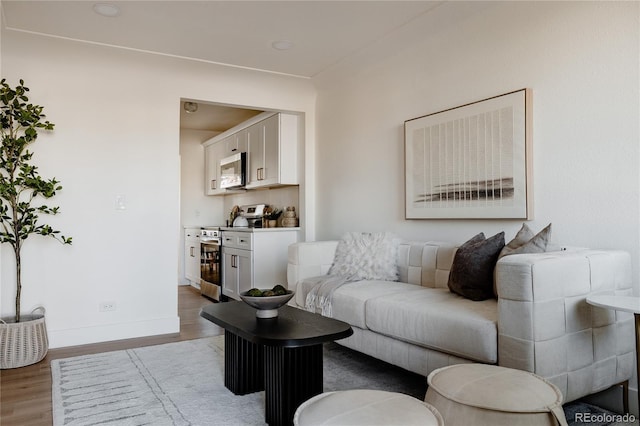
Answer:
[{"xmin": 48, "ymin": 316, "xmax": 180, "ymax": 349}]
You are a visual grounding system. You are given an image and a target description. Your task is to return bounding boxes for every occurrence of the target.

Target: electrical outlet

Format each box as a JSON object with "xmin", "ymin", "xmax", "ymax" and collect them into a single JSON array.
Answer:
[{"xmin": 99, "ymin": 302, "xmax": 117, "ymax": 312}]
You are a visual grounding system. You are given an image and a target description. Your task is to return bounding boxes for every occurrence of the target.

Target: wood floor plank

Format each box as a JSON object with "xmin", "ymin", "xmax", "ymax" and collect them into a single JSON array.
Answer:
[{"xmin": 0, "ymin": 285, "xmax": 222, "ymax": 426}]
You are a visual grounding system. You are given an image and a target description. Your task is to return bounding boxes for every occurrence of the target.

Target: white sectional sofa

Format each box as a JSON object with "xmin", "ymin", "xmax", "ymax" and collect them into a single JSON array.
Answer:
[{"xmin": 287, "ymin": 240, "xmax": 635, "ymax": 403}]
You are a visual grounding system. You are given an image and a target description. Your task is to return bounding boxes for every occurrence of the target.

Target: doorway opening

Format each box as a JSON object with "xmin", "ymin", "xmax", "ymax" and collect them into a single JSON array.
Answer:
[{"xmin": 178, "ymin": 99, "xmax": 304, "ymax": 290}]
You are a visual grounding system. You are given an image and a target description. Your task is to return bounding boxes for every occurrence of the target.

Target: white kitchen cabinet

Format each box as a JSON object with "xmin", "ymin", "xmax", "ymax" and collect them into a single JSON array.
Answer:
[
  {"xmin": 246, "ymin": 113, "xmax": 299, "ymax": 189},
  {"xmin": 246, "ymin": 121, "xmax": 262, "ymax": 186},
  {"xmin": 222, "ymin": 246, "xmax": 252, "ymax": 300},
  {"xmin": 221, "ymin": 229, "xmax": 298, "ymax": 300},
  {"xmin": 222, "ymin": 231, "xmax": 253, "ymax": 299},
  {"xmin": 204, "ymin": 141, "xmax": 226, "ymax": 195},
  {"xmin": 203, "ymin": 131, "xmax": 246, "ymax": 196},
  {"xmin": 184, "ymin": 228, "xmax": 201, "ymax": 286},
  {"xmin": 223, "ymin": 129, "xmax": 247, "ymax": 157},
  {"xmin": 202, "ymin": 111, "xmax": 299, "ymax": 195}
]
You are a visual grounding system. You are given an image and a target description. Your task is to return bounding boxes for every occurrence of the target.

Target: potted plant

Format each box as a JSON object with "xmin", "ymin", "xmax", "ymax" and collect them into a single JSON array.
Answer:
[{"xmin": 0, "ymin": 79, "xmax": 71, "ymax": 369}]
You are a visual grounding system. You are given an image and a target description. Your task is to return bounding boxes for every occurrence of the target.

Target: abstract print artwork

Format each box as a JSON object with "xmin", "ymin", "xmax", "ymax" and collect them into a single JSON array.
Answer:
[{"xmin": 405, "ymin": 89, "xmax": 532, "ymax": 219}]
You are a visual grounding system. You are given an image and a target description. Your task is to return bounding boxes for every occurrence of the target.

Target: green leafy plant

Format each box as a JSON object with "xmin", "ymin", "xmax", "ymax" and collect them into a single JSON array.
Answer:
[{"xmin": 0, "ymin": 79, "xmax": 71, "ymax": 323}]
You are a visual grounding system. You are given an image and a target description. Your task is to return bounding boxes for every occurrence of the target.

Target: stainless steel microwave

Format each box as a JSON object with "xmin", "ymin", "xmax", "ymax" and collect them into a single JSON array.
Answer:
[{"xmin": 219, "ymin": 152, "xmax": 246, "ymax": 189}]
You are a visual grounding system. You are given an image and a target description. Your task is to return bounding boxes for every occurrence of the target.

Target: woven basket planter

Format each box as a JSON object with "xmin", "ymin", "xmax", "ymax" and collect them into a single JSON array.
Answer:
[{"xmin": 0, "ymin": 306, "xmax": 48, "ymax": 369}]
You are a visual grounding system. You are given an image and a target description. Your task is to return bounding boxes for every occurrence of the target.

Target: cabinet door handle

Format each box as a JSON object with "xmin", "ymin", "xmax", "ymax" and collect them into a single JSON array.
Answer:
[
  {"xmin": 190, "ymin": 247, "xmax": 194, "ymax": 257},
  {"xmin": 211, "ymin": 179, "xmax": 217, "ymax": 190}
]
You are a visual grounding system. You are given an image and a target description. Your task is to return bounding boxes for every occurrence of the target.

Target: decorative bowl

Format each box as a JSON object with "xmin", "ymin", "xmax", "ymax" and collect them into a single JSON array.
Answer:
[{"xmin": 239, "ymin": 290, "xmax": 295, "ymax": 318}]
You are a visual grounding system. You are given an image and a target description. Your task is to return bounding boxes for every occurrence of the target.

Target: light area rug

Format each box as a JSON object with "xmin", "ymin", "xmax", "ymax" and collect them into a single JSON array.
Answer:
[
  {"xmin": 51, "ymin": 336, "xmax": 425, "ymax": 426},
  {"xmin": 51, "ymin": 335, "xmax": 629, "ymax": 426},
  {"xmin": 51, "ymin": 337, "xmax": 263, "ymax": 426}
]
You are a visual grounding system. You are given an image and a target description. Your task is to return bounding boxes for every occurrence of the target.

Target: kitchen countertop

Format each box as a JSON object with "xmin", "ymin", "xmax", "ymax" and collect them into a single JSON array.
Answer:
[{"xmin": 221, "ymin": 227, "xmax": 300, "ymax": 233}]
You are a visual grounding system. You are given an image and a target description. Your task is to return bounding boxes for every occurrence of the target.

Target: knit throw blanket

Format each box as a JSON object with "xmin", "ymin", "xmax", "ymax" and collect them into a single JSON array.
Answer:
[{"xmin": 304, "ymin": 275, "xmax": 351, "ymax": 317}]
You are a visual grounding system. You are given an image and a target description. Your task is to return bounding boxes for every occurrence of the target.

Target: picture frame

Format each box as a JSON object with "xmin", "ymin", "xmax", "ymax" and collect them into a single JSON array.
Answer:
[{"xmin": 404, "ymin": 89, "xmax": 532, "ymax": 219}]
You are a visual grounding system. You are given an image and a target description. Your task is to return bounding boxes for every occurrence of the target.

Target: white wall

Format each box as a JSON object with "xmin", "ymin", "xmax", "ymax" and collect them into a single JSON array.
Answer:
[
  {"xmin": 0, "ymin": 30, "xmax": 316, "ymax": 347},
  {"xmin": 314, "ymin": 2, "xmax": 640, "ymax": 288},
  {"xmin": 180, "ymin": 129, "xmax": 222, "ymax": 229}
]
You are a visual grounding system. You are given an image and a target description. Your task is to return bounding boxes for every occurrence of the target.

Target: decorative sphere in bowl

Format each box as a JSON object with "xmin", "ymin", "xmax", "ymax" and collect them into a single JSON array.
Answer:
[{"xmin": 240, "ymin": 286, "xmax": 294, "ymax": 318}]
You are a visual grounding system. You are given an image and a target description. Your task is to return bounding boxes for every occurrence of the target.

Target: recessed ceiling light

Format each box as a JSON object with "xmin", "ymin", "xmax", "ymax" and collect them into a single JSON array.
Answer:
[
  {"xmin": 271, "ymin": 40, "xmax": 295, "ymax": 51},
  {"xmin": 93, "ymin": 3, "xmax": 120, "ymax": 17}
]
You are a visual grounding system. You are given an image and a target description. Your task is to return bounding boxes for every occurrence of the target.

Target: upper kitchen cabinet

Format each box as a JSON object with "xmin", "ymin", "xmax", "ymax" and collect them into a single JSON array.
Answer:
[
  {"xmin": 202, "ymin": 111, "xmax": 300, "ymax": 195},
  {"xmin": 246, "ymin": 113, "xmax": 299, "ymax": 189},
  {"xmin": 223, "ymin": 129, "xmax": 247, "ymax": 157},
  {"xmin": 204, "ymin": 140, "xmax": 226, "ymax": 195}
]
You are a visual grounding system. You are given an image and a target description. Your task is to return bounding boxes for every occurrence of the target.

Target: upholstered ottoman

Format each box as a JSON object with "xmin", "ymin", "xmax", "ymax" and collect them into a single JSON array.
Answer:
[
  {"xmin": 425, "ymin": 364, "xmax": 568, "ymax": 426},
  {"xmin": 293, "ymin": 389, "xmax": 444, "ymax": 425}
]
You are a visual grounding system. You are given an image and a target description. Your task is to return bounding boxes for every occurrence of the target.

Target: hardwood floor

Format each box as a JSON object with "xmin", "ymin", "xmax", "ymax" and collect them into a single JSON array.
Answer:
[{"xmin": 0, "ymin": 285, "xmax": 223, "ymax": 426}]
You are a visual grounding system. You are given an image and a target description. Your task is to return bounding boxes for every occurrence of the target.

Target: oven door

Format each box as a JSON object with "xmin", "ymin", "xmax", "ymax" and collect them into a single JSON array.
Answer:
[{"xmin": 200, "ymin": 240, "xmax": 221, "ymax": 301}]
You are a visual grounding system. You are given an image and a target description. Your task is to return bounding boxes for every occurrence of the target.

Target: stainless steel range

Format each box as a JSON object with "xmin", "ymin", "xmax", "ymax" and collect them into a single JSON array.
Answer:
[
  {"xmin": 234, "ymin": 203, "xmax": 265, "ymax": 228},
  {"xmin": 200, "ymin": 227, "xmax": 222, "ymax": 301}
]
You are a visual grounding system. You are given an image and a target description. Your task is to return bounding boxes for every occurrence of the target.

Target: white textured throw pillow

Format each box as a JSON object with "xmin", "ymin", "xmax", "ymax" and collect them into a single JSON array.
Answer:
[{"xmin": 328, "ymin": 232, "xmax": 399, "ymax": 281}]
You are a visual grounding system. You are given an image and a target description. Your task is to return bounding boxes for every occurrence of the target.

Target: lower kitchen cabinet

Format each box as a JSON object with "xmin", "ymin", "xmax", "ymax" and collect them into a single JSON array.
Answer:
[
  {"xmin": 221, "ymin": 229, "xmax": 298, "ymax": 300},
  {"xmin": 184, "ymin": 228, "xmax": 201, "ymax": 286},
  {"xmin": 222, "ymin": 246, "xmax": 252, "ymax": 300}
]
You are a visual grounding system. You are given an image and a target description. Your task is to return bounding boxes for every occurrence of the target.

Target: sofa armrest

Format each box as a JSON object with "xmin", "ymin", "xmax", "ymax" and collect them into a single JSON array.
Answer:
[
  {"xmin": 287, "ymin": 241, "xmax": 339, "ymax": 295},
  {"xmin": 496, "ymin": 249, "xmax": 634, "ymax": 402}
]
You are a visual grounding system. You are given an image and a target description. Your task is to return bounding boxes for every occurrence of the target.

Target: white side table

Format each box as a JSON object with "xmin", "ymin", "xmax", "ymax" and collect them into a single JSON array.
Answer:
[{"xmin": 586, "ymin": 294, "xmax": 640, "ymax": 415}]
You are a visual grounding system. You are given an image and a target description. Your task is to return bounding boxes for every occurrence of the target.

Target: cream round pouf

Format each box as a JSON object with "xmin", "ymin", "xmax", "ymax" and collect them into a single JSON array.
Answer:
[
  {"xmin": 425, "ymin": 364, "xmax": 568, "ymax": 426},
  {"xmin": 294, "ymin": 389, "xmax": 444, "ymax": 425}
]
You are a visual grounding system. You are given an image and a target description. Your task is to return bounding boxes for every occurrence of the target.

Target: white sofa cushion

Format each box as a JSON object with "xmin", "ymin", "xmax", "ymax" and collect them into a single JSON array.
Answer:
[
  {"xmin": 330, "ymin": 281, "xmax": 425, "ymax": 329},
  {"xmin": 365, "ymin": 288, "xmax": 498, "ymax": 363},
  {"xmin": 397, "ymin": 242, "xmax": 458, "ymax": 288}
]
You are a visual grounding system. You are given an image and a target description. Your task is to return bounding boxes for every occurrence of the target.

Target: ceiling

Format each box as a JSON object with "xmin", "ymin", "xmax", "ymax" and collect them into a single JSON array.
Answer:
[
  {"xmin": 2, "ymin": 1, "xmax": 443, "ymax": 79},
  {"xmin": 1, "ymin": 1, "xmax": 478, "ymax": 132},
  {"xmin": 179, "ymin": 101, "xmax": 262, "ymax": 133}
]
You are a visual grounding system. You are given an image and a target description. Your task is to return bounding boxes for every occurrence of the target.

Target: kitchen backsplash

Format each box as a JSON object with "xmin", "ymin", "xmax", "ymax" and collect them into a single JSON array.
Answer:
[{"xmin": 223, "ymin": 186, "xmax": 299, "ymax": 224}]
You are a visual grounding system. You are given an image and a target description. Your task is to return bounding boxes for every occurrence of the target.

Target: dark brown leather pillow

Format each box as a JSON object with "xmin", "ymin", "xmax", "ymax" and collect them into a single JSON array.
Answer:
[{"xmin": 448, "ymin": 232, "xmax": 505, "ymax": 301}]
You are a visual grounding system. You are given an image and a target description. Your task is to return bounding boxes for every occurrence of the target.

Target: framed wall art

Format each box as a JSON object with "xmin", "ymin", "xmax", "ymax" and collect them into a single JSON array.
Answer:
[{"xmin": 405, "ymin": 89, "xmax": 532, "ymax": 219}]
